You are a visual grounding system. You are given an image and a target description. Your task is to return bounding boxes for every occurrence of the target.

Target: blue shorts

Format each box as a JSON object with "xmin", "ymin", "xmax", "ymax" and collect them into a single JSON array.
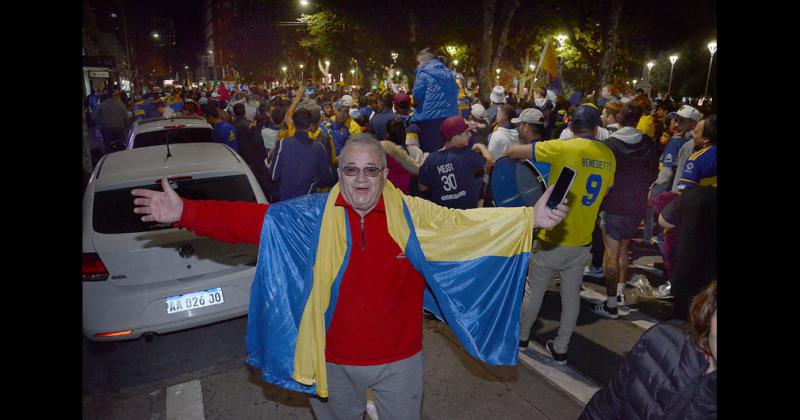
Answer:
[{"xmin": 600, "ymin": 211, "xmax": 642, "ymax": 241}]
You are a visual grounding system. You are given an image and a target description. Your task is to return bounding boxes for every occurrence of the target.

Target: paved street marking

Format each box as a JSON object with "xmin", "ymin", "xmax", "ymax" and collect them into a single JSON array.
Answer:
[
  {"xmin": 518, "ymin": 343, "xmax": 601, "ymax": 406},
  {"xmin": 166, "ymin": 380, "xmax": 205, "ymax": 420},
  {"xmin": 579, "ymin": 287, "xmax": 658, "ymax": 330}
]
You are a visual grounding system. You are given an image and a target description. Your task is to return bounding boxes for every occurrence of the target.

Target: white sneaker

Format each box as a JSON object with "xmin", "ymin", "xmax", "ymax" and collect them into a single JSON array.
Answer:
[{"xmin": 583, "ymin": 265, "xmax": 604, "ymax": 278}]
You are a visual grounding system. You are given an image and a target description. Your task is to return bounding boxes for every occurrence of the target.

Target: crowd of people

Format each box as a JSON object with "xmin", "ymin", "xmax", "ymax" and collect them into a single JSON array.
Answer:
[{"xmin": 97, "ymin": 46, "xmax": 716, "ymax": 419}]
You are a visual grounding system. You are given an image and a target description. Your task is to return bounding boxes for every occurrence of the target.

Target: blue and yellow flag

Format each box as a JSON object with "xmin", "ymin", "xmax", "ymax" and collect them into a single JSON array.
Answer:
[{"xmin": 246, "ymin": 182, "xmax": 534, "ymax": 397}]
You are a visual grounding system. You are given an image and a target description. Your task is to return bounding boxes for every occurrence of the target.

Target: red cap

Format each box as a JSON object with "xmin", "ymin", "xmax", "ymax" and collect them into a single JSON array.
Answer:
[
  {"xmin": 440, "ymin": 116, "xmax": 473, "ymax": 141},
  {"xmin": 393, "ymin": 92, "xmax": 411, "ymax": 109}
]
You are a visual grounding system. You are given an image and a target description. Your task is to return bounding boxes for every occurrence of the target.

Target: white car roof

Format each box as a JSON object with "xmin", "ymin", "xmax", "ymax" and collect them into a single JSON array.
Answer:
[
  {"xmin": 131, "ymin": 116, "xmax": 212, "ymax": 135},
  {"xmin": 92, "ymin": 143, "xmax": 245, "ymax": 190}
]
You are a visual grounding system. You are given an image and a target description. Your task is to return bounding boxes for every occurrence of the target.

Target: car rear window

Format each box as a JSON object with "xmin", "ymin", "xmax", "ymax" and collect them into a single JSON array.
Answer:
[
  {"xmin": 93, "ymin": 175, "xmax": 257, "ymax": 234},
  {"xmin": 133, "ymin": 127, "xmax": 213, "ymax": 148}
]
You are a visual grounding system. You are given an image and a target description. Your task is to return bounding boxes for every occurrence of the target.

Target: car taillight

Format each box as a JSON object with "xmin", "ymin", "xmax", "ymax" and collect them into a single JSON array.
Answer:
[{"xmin": 83, "ymin": 253, "xmax": 109, "ymax": 282}]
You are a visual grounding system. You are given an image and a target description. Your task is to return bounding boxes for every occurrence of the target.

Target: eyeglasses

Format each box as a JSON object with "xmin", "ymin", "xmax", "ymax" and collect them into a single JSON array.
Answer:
[{"xmin": 341, "ymin": 166, "xmax": 384, "ymax": 177}]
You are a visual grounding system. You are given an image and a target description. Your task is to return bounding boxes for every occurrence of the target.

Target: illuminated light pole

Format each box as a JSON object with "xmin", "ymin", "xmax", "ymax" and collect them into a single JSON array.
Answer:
[
  {"xmin": 704, "ymin": 41, "xmax": 717, "ymax": 98},
  {"xmin": 647, "ymin": 61, "xmax": 655, "ymax": 79},
  {"xmin": 281, "ymin": 65, "xmax": 287, "ymax": 84},
  {"xmin": 300, "ymin": 0, "xmax": 309, "ymax": 6},
  {"xmin": 632, "ymin": 79, "xmax": 638, "ymax": 89},
  {"xmin": 350, "ymin": 68, "xmax": 355, "ymax": 84},
  {"xmin": 299, "ymin": 64, "xmax": 304, "ymax": 81},
  {"xmin": 496, "ymin": 67, "xmax": 501, "ymax": 81},
  {"xmin": 668, "ymin": 55, "xmax": 678, "ymax": 96}
]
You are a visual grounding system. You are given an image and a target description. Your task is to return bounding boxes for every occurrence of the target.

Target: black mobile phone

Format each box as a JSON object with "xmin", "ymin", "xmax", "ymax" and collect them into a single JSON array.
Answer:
[{"xmin": 546, "ymin": 166, "xmax": 577, "ymax": 209}]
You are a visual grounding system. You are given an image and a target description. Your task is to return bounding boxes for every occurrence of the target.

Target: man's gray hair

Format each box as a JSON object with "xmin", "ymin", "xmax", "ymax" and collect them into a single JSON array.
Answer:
[
  {"xmin": 338, "ymin": 133, "xmax": 387, "ymax": 169},
  {"xmin": 416, "ymin": 49, "xmax": 435, "ymax": 64}
]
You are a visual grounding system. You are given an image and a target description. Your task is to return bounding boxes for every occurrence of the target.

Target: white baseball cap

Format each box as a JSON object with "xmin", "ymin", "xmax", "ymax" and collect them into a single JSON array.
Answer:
[
  {"xmin": 511, "ymin": 108, "xmax": 545, "ymax": 125},
  {"xmin": 676, "ymin": 105, "xmax": 701, "ymax": 121}
]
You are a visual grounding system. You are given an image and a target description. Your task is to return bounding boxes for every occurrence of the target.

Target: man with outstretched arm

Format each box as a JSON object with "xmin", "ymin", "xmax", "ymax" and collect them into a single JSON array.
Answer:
[{"xmin": 132, "ymin": 134, "xmax": 569, "ymax": 420}]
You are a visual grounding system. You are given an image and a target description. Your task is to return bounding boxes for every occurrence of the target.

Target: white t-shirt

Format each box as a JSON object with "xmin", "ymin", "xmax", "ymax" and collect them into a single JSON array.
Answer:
[{"xmin": 487, "ymin": 127, "xmax": 520, "ymax": 160}]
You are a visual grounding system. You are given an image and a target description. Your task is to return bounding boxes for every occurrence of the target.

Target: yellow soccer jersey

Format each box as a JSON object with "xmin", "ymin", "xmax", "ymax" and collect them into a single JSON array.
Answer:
[{"xmin": 533, "ymin": 138, "xmax": 616, "ymax": 247}]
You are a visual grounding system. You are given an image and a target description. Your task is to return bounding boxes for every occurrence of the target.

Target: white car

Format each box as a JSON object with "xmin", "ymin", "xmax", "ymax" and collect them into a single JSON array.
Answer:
[
  {"xmin": 126, "ymin": 115, "xmax": 213, "ymax": 150},
  {"xmin": 83, "ymin": 143, "xmax": 267, "ymax": 341}
]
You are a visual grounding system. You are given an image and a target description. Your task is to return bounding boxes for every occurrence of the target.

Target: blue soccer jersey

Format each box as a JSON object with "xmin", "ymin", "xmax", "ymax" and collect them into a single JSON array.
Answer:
[
  {"xmin": 419, "ymin": 147, "xmax": 486, "ymax": 210},
  {"xmin": 678, "ymin": 145, "xmax": 716, "ymax": 191}
]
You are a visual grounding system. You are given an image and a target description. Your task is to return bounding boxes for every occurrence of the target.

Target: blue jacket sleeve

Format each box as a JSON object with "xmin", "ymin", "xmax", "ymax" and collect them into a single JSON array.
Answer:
[{"xmin": 412, "ymin": 72, "xmax": 427, "ymax": 113}]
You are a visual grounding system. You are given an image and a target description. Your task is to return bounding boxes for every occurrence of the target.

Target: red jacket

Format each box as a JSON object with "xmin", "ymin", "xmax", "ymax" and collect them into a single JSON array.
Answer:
[{"xmin": 178, "ymin": 195, "xmax": 425, "ymax": 365}]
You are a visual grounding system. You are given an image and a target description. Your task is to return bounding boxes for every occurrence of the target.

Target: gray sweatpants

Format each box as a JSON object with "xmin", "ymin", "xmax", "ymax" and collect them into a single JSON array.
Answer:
[
  {"xmin": 519, "ymin": 240, "xmax": 590, "ymax": 354},
  {"xmin": 309, "ymin": 351, "xmax": 424, "ymax": 420}
]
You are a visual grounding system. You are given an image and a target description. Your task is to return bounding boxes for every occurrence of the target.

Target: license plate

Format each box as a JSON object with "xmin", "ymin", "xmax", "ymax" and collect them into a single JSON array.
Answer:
[{"xmin": 165, "ymin": 287, "xmax": 224, "ymax": 314}]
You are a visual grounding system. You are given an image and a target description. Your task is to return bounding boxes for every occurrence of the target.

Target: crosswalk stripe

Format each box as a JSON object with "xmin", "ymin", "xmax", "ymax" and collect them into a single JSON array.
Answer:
[
  {"xmin": 166, "ymin": 380, "xmax": 205, "ymax": 420},
  {"xmin": 518, "ymin": 343, "xmax": 601, "ymax": 406}
]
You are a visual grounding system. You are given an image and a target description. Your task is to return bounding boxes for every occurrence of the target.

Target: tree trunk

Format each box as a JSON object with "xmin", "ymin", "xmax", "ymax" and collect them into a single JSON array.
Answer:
[
  {"xmin": 489, "ymin": 0, "xmax": 520, "ymax": 77},
  {"xmin": 597, "ymin": 0, "xmax": 623, "ymax": 90},
  {"xmin": 477, "ymin": 0, "xmax": 497, "ymax": 104}
]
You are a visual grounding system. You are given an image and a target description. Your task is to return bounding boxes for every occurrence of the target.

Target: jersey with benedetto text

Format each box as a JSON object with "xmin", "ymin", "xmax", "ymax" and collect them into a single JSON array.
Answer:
[{"xmin": 531, "ymin": 138, "xmax": 616, "ymax": 247}]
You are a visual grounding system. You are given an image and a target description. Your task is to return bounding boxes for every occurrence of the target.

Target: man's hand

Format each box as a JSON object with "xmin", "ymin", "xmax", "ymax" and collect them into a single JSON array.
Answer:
[
  {"xmin": 532, "ymin": 185, "xmax": 569, "ymax": 229},
  {"xmin": 131, "ymin": 178, "xmax": 184, "ymax": 223}
]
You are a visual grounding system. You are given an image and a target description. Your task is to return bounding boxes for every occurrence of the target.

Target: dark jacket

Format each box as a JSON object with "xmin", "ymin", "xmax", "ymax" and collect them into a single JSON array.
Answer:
[
  {"xmin": 580, "ymin": 320, "xmax": 717, "ymax": 420},
  {"xmin": 268, "ymin": 131, "xmax": 336, "ymax": 202},
  {"xmin": 601, "ymin": 127, "xmax": 659, "ymax": 217},
  {"xmin": 410, "ymin": 59, "xmax": 459, "ymax": 122}
]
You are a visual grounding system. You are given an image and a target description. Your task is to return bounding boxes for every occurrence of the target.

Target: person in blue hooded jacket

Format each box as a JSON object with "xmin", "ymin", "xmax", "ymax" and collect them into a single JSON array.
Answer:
[{"xmin": 410, "ymin": 50, "xmax": 459, "ymax": 153}]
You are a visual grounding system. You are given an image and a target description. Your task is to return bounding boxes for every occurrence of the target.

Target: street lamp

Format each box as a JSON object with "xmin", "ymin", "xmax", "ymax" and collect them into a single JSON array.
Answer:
[
  {"xmin": 281, "ymin": 65, "xmax": 287, "ymax": 84},
  {"xmin": 453, "ymin": 59, "xmax": 459, "ymax": 70},
  {"xmin": 632, "ymin": 79, "xmax": 638, "ymax": 88},
  {"xmin": 704, "ymin": 41, "xmax": 717, "ymax": 98},
  {"xmin": 646, "ymin": 61, "xmax": 655, "ymax": 79},
  {"xmin": 152, "ymin": 32, "xmax": 160, "ymax": 39},
  {"xmin": 556, "ymin": 34, "xmax": 567, "ymax": 47},
  {"xmin": 300, "ymin": 0, "xmax": 309, "ymax": 6},
  {"xmin": 299, "ymin": 64, "xmax": 304, "ymax": 81},
  {"xmin": 668, "ymin": 55, "xmax": 678, "ymax": 96},
  {"xmin": 496, "ymin": 68, "xmax": 500, "ymax": 81},
  {"xmin": 529, "ymin": 63, "xmax": 535, "ymax": 72}
]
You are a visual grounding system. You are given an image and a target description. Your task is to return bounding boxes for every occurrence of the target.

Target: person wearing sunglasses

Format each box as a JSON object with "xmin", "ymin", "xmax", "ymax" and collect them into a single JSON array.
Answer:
[{"xmin": 131, "ymin": 133, "xmax": 570, "ymax": 420}]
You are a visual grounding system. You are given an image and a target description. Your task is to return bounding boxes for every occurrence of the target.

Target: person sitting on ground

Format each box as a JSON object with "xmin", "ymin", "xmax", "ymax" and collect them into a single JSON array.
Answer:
[
  {"xmin": 579, "ymin": 281, "xmax": 717, "ymax": 419},
  {"xmin": 418, "ymin": 116, "xmax": 493, "ymax": 209}
]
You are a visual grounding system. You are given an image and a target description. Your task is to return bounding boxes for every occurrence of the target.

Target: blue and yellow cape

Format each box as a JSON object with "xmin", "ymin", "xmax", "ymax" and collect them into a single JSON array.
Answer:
[{"xmin": 245, "ymin": 181, "xmax": 533, "ymax": 397}]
